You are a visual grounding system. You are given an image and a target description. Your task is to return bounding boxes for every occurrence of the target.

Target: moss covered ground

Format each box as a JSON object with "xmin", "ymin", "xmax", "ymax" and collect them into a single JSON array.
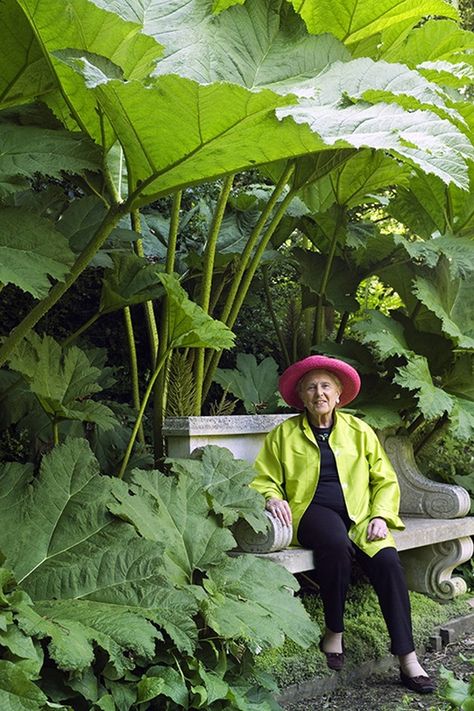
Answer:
[{"xmin": 256, "ymin": 582, "xmax": 471, "ymax": 688}]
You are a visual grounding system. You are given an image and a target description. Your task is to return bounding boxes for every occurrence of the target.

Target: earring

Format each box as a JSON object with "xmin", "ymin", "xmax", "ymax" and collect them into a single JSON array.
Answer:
[{"xmin": 336, "ymin": 397, "xmax": 340, "ymax": 404}]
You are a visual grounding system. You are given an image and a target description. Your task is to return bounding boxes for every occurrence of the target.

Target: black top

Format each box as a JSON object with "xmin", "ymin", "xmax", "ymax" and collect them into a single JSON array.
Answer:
[{"xmin": 310, "ymin": 424, "xmax": 347, "ymax": 514}]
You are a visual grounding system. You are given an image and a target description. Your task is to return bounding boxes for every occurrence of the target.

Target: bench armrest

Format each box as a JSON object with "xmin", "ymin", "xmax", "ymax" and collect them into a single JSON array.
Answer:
[
  {"xmin": 382, "ymin": 435, "xmax": 471, "ymax": 518},
  {"xmin": 233, "ymin": 510, "xmax": 293, "ymax": 553}
]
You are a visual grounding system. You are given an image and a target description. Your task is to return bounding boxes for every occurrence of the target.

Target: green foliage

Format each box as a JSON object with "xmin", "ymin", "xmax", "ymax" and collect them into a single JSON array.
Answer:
[
  {"xmin": 439, "ymin": 666, "xmax": 474, "ymax": 709},
  {"xmin": 7, "ymin": 333, "xmax": 118, "ymax": 437},
  {"xmin": 0, "ymin": 208, "xmax": 75, "ymax": 299},
  {"xmin": 214, "ymin": 354, "xmax": 280, "ymax": 414},
  {"xmin": 0, "ymin": 438, "xmax": 317, "ymax": 709}
]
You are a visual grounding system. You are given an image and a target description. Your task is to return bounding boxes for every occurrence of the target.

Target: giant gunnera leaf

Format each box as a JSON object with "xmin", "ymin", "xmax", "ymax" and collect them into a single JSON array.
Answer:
[
  {"xmin": 0, "ymin": 438, "xmax": 200, "ymax": 674},
  {"xmin": 110, "ymin": 449, "xmax": 318, "ymax": 652}
]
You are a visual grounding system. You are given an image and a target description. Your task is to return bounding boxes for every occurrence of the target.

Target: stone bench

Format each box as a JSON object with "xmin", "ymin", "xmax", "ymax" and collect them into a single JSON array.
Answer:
[{"xmin": 164, "ymin": 415, "xmax": 474, "ymax": 600}]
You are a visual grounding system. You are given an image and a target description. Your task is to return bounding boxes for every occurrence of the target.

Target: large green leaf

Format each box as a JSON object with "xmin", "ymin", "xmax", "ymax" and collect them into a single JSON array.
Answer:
[
  {"xmin": 412, "ymin": 276, "xmax": 474, "ymax": 349},
  {"xmin": 393, "ymin": 355, "xmax": 454, "ymax": 419},
  {"xmin": 0, "ymin": 123, "xmax": 101, "ymax": 183},
  {"xmin": 351, "ymin": 310, "xmax": 413, "ymax": 358},
  {"xmin": 203, "ymin": 555, "xmax": 319, "ymax": 649},
  {"xmin": 99, "ymin": 254, "xmax": 165, "ymax": 313},
  {"xmin": 382, "ymin": 19, "xmax": 474, "ymax": 66},
  {"xmin": 4, "ymin": 0, "xmax": 473, "ymax": 199},
  {"xmin": 447, "ymin": 395, "xmax": 474, "ymax": 440},
  {"xmin": 301, "ymin": 57, "xmax": 456, "ymax": 118},
  {"xmin": 214, "ymin": 354, "xmax": 280, "ymax": 414},
  {"xmin": 0, "ymin": 660, "xmax": 47, "ymax": 711},
  {"xmin": 147, "ymin": 0, "xmax": 351, "ymax": 90},
  {"xmin": 0, "ymin": 439, "xmax": 199, "ymax": 661},
  {"xmin": 7, "ymin": 333, "xmax": 118, "ymax": 430},
  {"xmin": 299, "ymin": 150, "xmax": 411, "ymax": 211},
  {"xmin": 168, "ymin": 445, "xmax": 268, "ymax": 532},
  {"xmin": 110, "ymin": 469, "xmax": 235, "ymax": 586},
  {"xmin": 293, "ymin": 247, "xmax": 360, "ymax": 313},
  {"xmin": 159, "ymin": 273, "xmax": 235, "ymax": 350},
  {"xmin": 0, "ymin": 0, "xmax": 54, "ymax": 109},
  {"xmin": 277, "ymin": 81, "xmax": 473, "ymax": 189},
  {"xmin": 0, "ymin": 208, "xmax": 75, "ymax": 298},
  {"xmin": 286, "ymin": 0, "xmax": 458, "ymax": 45},
  {"xmin": 11, "ymin": 0, "xmax": 163, "ymax": 143}
]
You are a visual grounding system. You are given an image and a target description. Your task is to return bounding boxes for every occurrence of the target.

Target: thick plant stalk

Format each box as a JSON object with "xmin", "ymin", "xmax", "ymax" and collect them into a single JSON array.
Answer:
[
  {"xmin": 0, "ymin": 206, "xmax": 123, "ymax": 369},
  {"xmin": 194, "ymin": 175, "xmax": 234, "ymax": 414},
  {"xmin": 153, "ymin": 190, "xmax": 182, "ymax": 460},
  {"xmin": 262, "ymin": 265, "xmax": 290, "ymax": 368},
  {"xmin": 62, "ymin": 313, "xmax": 101, "ymax": 348},
  {"xmin": 118, "ymin": 349, "xmax": 170, "ymax": 479},
  {"xmin": 218, "ymin": 163, "xmax": 295, "ymax": 327},
  {"xmin": 123, "ymin": 306, "xmax": 145, "ymax": 444},
  {"xmin": 314, "ymin": 206, "xmax": 344, "ymax": 346},
  {"xmin": 131, "ymin": 209, "xmax": 159, "ymax": 368},
  {"xmin": 202, "ymin": 174, "xmax": 296, "ymax": 400}
]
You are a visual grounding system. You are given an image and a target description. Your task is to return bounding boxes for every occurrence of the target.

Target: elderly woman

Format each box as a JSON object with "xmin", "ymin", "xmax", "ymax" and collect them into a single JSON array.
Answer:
[{"xmin": 252, "ymin": 355, "xmax": 435, "ymax": 694}]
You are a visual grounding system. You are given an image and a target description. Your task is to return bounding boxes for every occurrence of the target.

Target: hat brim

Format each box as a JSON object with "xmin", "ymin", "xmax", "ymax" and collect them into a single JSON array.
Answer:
[{"xmin": 279, "ymin": 355, "xmax": 361, "ymax": 410}]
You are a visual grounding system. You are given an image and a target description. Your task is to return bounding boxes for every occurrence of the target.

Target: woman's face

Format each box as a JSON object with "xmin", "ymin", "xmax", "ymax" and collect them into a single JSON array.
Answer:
[{"xmin": 298, "ymin": 369, "xmax": 342, "ymax": 425}]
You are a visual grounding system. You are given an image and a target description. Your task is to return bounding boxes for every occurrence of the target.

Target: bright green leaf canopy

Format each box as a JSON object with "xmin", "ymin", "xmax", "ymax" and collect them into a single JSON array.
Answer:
[{"xmin": 287, "ymin": 0, "xmax": 457, "ymax": 45}]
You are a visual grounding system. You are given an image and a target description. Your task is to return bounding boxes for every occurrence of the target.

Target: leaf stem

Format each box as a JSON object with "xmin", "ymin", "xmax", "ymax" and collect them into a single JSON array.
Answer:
[
  {"xmin": 52, "ymin": 419, "xmax": 59, "ymax": 446},
  {"xmin": 262, "ymin": 265, "xmax": 290, "ymax": 367},
  {"xmin": 314, "ymin": 206, "xmax": 344, "ymax": 345},
  {"xmin": 202, "ymin": 166, "xmax": 296, "ymax": 399},
  {"xmin": 62, "ymin": 313, "xmax": 101, "ymax": 348},
  {"xmin": 123, "ymin": 306, "xmax": 145, "ymax": 444},
  {"xmin": 153, "ymin": 191, "xmax": 182, "ymax": 460},
  {"xmin": 194, "ymin": 175, "xmax": 234, "ymax": 414},
  {"xmin": 336, "ymin": 311, "xmax": 349, "ymax": 343},
  {"xmin": 118, "ymin": 349, "xmax": 170, "ymax": 479},
  {"xmin": 132, "ymin": 209, "xmax": 159, "ymax": 368}
]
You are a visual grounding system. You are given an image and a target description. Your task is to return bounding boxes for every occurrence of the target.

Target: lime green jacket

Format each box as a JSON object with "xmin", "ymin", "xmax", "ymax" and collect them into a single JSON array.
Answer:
[{"xmin": 251, "ymin": 411, "xmax": 404, "ymax": 556}]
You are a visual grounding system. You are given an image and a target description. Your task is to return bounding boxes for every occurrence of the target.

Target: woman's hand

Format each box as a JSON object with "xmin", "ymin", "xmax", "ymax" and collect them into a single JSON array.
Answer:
[
  {"xmin": 266, "ymin": 498, "xmax": 292, "ymax": 527},
  {"xmin": 367, "ymin": 517, "xmax": 388, "ymax": 541}
]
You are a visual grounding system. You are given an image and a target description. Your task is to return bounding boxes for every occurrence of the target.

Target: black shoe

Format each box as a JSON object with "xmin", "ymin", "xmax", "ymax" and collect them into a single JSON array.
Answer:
[
  {"xmin": 319, "ymin": 638, "xmax": 345, "ymax": 671},
  {"xmin": 400, "ymin": 670, "xmax": 436, "ymax": 693}
]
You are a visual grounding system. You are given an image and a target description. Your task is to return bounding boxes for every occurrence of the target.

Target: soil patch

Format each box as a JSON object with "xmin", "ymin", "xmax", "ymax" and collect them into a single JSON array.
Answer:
[{"xmin": 282, "ymin": 633, "xmax": 474, "ymax": 710}]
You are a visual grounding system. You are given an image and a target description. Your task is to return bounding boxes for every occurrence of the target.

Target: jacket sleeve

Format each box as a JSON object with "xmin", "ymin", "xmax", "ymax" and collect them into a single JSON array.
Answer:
[
  {"xmin": 366, "ymin": 430, "xmax": 405, "ymax": 530},
  {"xmin": 251, "ymin": 429, "xmax": 286, "ymax": 502}
]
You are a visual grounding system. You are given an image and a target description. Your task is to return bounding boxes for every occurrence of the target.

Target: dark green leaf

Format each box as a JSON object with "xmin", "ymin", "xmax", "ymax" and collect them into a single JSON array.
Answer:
[{"xmin": 0, "ymin": 208, "xmax": 75, "ymax": 298}]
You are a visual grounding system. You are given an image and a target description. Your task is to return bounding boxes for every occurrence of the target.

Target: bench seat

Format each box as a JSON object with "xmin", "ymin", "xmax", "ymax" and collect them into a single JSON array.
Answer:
[
  {"xmin": 244, "ymin": 516, "xmax": 474, "ymax": 600},
  {"xmin": 164, "ymin": 416, "xmax": 474, "ymax": 601}
]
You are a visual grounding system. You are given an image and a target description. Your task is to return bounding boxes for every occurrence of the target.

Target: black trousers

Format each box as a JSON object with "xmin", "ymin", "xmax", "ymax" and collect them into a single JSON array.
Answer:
[{"xmin": 297, "ymin": 503, "xmax": 415, "ymax": 655}]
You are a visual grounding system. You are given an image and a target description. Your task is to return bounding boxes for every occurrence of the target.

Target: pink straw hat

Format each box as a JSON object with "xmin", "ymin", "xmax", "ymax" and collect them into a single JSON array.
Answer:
[{"xmin": 279, "ymin": 355, "xmax": 361, "ymax": 410}]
